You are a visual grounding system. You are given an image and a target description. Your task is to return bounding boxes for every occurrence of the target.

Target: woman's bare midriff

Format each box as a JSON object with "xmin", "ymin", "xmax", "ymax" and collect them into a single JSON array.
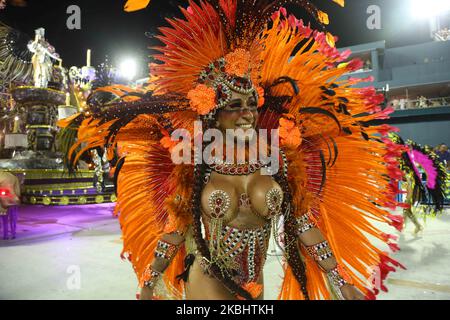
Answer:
[{"xmin": 184, "ymin": 254, "xmax": 264, "ymax": 300}]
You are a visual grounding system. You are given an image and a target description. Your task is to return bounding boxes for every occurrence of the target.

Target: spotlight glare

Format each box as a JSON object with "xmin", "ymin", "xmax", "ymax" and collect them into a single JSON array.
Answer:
[
  {"xmin": 411, "ymin": 0, "xmax": 450, "ymax": 19},
  {"xmin": 119, "ymin": 58, "xmax": 137, "ymax": 80}
]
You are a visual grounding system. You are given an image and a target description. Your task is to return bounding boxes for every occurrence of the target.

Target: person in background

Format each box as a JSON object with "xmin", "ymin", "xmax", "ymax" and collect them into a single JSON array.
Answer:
[
  {"xmin": 403, "ymin": 171, "xmax": 424, "ymax": 235},
  {"xmin": 391, "ymin": 98, "xmax": 399, "ymax": 110},
  {"xmin": 418, "ymin": 96, "xmax": 428, "ymax": 108},
  {"xmin": 399, "ymin": 98, "xmax": 406, "ymax": 110},
  {"xmin": 435, "ymin": 144, "xmax": 450, "ymax": 169},
  {"xmin": 389, "ymin": 135, "xmax": 447, "ymax": 235},
  {"xmin": 0, "ymin": 171, "xmax": 21, "ymax": 239}
]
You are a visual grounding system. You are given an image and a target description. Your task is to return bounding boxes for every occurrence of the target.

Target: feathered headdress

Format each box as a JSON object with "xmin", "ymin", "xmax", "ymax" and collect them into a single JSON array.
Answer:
[{"xmin": 148, "ymin": 0, "xmax": 344, "ymax": 118}]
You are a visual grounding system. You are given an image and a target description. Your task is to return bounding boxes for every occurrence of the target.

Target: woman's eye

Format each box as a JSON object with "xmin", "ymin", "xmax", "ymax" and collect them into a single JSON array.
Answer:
[{"xmin": 248, "ymin": 103, "xmax": 257, "ymax": 110}]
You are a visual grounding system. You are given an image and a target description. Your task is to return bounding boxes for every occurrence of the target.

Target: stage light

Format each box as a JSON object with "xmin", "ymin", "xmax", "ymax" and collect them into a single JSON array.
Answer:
[
  {"xmin": 119, "ymin": 58, "xmax": 137, "ymax": 80},
  {"xmin": 411, "ymin": 0, "xmax": 450, "ymax": 19}
]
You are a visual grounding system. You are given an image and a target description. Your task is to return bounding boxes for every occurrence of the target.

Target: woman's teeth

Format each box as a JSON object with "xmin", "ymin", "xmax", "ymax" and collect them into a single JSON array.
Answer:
[{"xmin": 236, "ymin": 124, "xmax": 252, "ymax": 129}]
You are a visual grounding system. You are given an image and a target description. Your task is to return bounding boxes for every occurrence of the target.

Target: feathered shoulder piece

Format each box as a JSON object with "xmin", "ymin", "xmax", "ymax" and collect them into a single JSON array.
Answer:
[{"xmin": 58, "ymin": 86, "xmax": 195, "ymax": 298}]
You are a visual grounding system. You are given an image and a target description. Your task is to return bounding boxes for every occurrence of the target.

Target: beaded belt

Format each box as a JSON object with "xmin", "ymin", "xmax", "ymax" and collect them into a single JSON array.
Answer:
[{"xmin": 206, "ymin": 223, "xmax": 271, "ymax": 285}]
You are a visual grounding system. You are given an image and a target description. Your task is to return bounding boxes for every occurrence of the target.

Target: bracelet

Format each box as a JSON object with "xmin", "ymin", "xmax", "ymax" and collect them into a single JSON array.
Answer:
[
  {"xmin": 327, "ymin": 266, "xmax": 347, "ymax": 289},
  {"xmin": 142, "ymin": 267, "xmax": 162, "ymax": 290},
  {"xmin": 154, "ymin": 239, "xmax": 179, "ymax": 260},
  {"xmin": 326, "ymin": 264, "xmax": 353, "ymax": 298},
  {"xmin": 305, "ymin": 240, "xmax": 334, "ymax": 262},
  {"xmin": 296, "ymin": 214, "xmax": 317, "ymax": 234}
]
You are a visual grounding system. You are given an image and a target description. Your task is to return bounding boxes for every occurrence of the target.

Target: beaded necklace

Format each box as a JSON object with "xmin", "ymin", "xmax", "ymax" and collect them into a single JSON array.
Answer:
[{"xmin": 207, "ymin": 161, "xmax": 264, "ymax": 175}]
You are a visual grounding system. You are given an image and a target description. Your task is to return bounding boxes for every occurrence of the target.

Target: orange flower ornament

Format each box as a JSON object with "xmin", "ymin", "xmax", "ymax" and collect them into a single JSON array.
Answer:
[
  {"xmin": 279, "ymin": 115, "xmax": 302, "ymax": 148},
  {"xmin": 187, "ymin": 84, "xmax": 217, "ymax": 115}
]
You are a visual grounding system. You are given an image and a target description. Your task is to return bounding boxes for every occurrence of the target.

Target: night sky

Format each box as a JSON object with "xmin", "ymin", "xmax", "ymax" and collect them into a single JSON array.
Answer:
[{"xmin": 0, "ymin": 0, "xmax": 435, "ymax": 77}]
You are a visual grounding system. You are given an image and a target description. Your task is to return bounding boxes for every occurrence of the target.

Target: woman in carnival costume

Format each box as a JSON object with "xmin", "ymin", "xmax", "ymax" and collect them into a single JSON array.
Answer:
[
  {"xmin": 389, "ymin": 134, "xmax": 447, "ymax": 235},
  {"xmin": 59, "ymin": 0, "xmax": 407, "ymax": 300}
]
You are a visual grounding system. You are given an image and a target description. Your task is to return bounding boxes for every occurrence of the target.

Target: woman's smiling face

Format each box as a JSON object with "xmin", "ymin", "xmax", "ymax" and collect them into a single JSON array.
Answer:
[{"xmin": 216, "ymin": 90, "xmax": 258, "ymax": 133}]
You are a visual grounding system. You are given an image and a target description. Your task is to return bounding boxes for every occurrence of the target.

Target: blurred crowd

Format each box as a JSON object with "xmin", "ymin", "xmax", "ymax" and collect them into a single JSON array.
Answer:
[
  {"xmin": 390, "ymin": 95, "xmax": 450, "ymax": 110},
  {"xmin": 434, "ymin": 27, "xmax": 450, "ymax": 42}
]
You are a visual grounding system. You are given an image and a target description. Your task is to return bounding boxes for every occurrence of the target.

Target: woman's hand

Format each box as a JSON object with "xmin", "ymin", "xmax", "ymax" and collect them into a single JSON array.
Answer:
[
  {"xmin": 340, "ymin": 284, "xmax": 365, "ymax": 300},
  {"xmin": 139, "ymin": 286, "xmax": 154, "ymax": 300}
]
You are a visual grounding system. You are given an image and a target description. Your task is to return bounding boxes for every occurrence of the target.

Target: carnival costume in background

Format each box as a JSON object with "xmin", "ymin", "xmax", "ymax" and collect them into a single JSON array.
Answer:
[
  {"xmin": 0, "ymin": 171, "xmax": 21, "ymax": 240},
  {"xmin": 0, "ymin": 23, "xmax": 63, "ymax": 88},
  {"xmin": 0, "ymin": 22, "xmax": 34, "ymax": 84},
  {"xmin": 59, "ymin": 0, "xmax": 407, "ymax": 300},
  {"xmin": 389, "ymin": 134, "xmax": 447, "ymax": 234},
  {"xmin": 0, "ymin": 0, "xmax": 27, "ymax": 11}
]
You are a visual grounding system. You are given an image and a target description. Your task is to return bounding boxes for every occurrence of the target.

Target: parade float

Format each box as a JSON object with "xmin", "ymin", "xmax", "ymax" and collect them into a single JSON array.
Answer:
[{"xmin": 0, "ymin": 23, "xmax": 115, "ymax": 205}]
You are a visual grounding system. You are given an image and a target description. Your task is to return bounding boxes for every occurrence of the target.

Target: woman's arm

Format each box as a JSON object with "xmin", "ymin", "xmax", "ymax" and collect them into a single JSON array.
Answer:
[
  {"xmin": 296, "ymin": 214, "xmax": 365, "ymax": 300},
  {"xmin": 140, "ymin": 232, "xmax": 185, "ymax": 300}
]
